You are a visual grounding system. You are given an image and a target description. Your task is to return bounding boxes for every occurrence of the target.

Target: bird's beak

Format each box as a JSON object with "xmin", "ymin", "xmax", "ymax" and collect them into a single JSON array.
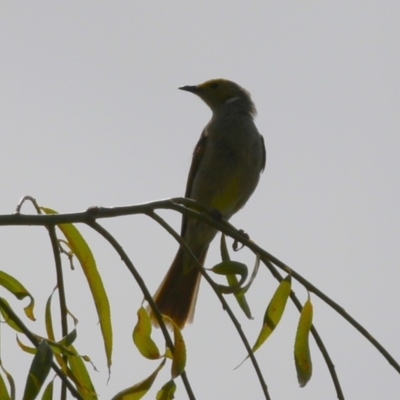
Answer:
[{"xmin": 179, "ymin": 85, "xmax": 200, "ymax": 93}]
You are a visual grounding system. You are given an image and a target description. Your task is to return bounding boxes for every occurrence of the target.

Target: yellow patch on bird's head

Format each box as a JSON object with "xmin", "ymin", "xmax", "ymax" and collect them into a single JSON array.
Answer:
[{"xmin": 179, "ymin": 79, "xmax": 256, "ymax": 116}]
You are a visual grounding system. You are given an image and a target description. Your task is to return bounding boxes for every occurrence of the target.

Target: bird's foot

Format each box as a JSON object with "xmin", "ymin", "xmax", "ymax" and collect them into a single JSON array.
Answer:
[{"xmin": 233, "ymin": 229, "xmax": 250, "ymax": 251}]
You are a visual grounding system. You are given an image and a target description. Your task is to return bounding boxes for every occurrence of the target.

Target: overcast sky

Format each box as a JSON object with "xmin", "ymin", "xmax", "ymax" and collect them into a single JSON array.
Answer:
[{"xmin": 1, "ymin": 2, "xmax": 399, "ymax": 399}]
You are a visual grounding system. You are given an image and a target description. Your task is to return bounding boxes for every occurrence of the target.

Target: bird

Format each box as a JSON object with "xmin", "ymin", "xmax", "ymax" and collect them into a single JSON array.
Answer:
[{"xmin": 152, "ymin": 78, "xmax": 266, "ymax": 329}]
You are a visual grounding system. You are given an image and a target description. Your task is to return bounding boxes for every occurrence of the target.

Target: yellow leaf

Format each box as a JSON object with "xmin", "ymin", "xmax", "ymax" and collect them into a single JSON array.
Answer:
[
  {"xmin": 161, "ymin": 315, "xmax": 186, "ymax": 379},
  {"xmin": 68, "ymin": 344, "xmax": 98, "ymax": 400},
  {"xmin": 236, "ymin": 275, "xmax": 291, "ymax": 369},
  {"xmin": 294, "ymin": 295, "xmax": 313, "ymax": 387},
  {"xmin": 111, "ymin": 359, "xmax": 166, "ymax": 400},
  {"xmin": 0, "ymin": 270, "xmax": 35, "ymax": 320},
  {"xmin": 170, "ymin": 321, "xmax": 186, "ymax": 379},
  {"xmin": 133, "ymin": 307, "xmax": 160, "ymax": 360},
  {"xmin": 41, "ymin": 207, "xmax": 113, "ymax": 371},
  {"xmin": 16, "ymin": 336, "xmax": 36, "ymax": 354},
  {"xmin": 254, "ymin": 275, "xmax": 291, "ymax": 353},
  {"xmin": 0, "ymin": 298, "xmax": 24, "ymax": 333}
]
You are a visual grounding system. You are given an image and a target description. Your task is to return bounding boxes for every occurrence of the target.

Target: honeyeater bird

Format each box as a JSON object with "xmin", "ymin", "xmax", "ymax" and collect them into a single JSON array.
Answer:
[{"xmin": 153, "ymin": 79, "xmax": 266, "ymax": 329}]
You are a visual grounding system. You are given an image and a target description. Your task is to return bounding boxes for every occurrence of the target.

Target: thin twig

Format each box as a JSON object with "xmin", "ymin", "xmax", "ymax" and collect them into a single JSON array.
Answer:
[
  {"xmin": 15, "ymin": 195, "xmax": 41, "ymax": 214},
  {"xmin": 1, "ymin": 198, "xmax": 398, "ymax": 374},
  {"xmin": 147, "ymin": 211, "xmax": 271, "ymax": 400},
  {"xmin": 48, "ymin": 225, "xmax": 69, "ymax": 400},
  {"xmin": 163, "ymin": 203, "xmax": 400, "ymax": 375},
  {"xmin": 87, "ymin": 220, "xmax": 196, "ymax": 400}
]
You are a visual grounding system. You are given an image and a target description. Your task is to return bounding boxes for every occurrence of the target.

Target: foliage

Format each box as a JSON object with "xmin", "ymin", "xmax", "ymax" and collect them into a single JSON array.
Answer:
[{"xmin": 0, "ymin": 196, "xmax": 398, "ymax": 399}]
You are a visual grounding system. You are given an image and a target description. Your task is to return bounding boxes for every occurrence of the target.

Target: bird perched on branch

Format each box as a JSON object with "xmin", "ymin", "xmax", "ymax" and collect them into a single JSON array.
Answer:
[{"xmin": 153, "ymin": 79, "xmax": 266, "ymax": 329}]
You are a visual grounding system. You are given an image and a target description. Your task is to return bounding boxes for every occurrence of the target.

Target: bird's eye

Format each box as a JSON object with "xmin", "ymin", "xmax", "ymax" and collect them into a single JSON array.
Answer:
[{"xmin": 210, "ymin": 83, "xmax": 219, "ymax": 89}]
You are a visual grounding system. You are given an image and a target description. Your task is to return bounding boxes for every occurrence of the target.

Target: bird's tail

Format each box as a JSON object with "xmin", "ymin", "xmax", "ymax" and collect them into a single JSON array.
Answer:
[{"xmin": 152, "ymin": 246, "xmax": 208, "ymax": 329}]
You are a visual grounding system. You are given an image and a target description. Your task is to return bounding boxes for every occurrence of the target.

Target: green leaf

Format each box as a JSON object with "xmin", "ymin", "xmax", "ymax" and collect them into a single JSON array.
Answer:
[
  {"xmin": 294, "ymin": 295, "xmax": 313, "ymax": 387},
  {"xmin": 41, "ymin": 379, "xmax": 53, "ymax": 400},
  {"xmin": 22, "ymin": 343, "xmax": 96, "ymax": 399},
  {"xmin": 0, "ymin": 297, "xmax": 24, "ymax": 332},
  {"xmin": 156, "ymin": 380, "xmax": 176, "ymax": 400},
  {"xmin": 44, "ymin": 288, "xmax": 81, "ymax": 369},
  {"xmin": 210, "ymin": 261, "xmax": 248, "ymax": 294},
  {"xmin": 0, "ymin": 270, "xmax": 35, "ymax": 320},
  {"xmin": 44, "ymin": 288, "xmax": 66, "ymax": 369},
  {"xmin": 17, "ymin": 334, "xmax": 78, "ymax": 358},
  {"xmin": 45, "ymin": 289, "xmax": 56, "ymax": 342},
  {"xmin": 220, "ymin": 234, "xmax": 230, "ymax": 262},
  {"xmin": 133, "ymin": 307, "xmax": 160, "ymax": 360},
  {"xmin": 41, "ymin": 207, "xmax": 113, "ymax": 371},
  {"xmin": 219, "ymin": 235, "xmax": 252, "ymax": 318},
  {"xmin": 23, "ymin": 340, "xmax": 53, "ymax": 400},
  {"xmin": 68, "ymin": 345, "xmax": 97, "ymax": 400},
  {"xmin": 0, "ymin": 360, "xmax": 15, "ymax": 399},
  {"xmin": 111, "ymin": 359, "xmax": 166, "ymax": 400},
  {"xmin": 211, "ymin": 261, "xmax": 248, "ymax": 281},
  {"xmin": 0, "ymin": 372, "xmax": 11, "ymax": 400},
  {"xmin": 57, "ymin": 328, "xmax": 77, "ymax": 348}
]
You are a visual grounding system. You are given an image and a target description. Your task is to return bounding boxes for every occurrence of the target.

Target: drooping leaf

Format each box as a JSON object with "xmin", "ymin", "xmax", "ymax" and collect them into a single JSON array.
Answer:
[
  {"xmin": 133, "ymin": 307, "xmax": 160, "ymax": 360},
  {"xmin": 0, "ymin": 297, "xmax": 24, "ymax": 333},
  {"xmin": 44, "ymin": 288, "xmax": 83, "ymax": 374},
  {"xmin": 44, "ymin": 288, "xmax": 65, "ymax": 368},
  {"xmin": 68, "ymin": 344, "xmax": 97, "ymax": 400},
  {"xmin": 0, "ymin": 360, "xmax": 15, "ymax": 399},
  {"xmin": 220, "ymin": 234, "xmax": 230, "ymax": 262},
  {"xmin": 156, "ymin": 380, "xmax": 176, "ymax": 400},
  {"xmin": 254, "ymin": 275, "xmax": 292, "ymax": 352},
  {"xmin": 17, "ymin": 333, "xmax": 78, "ymax": 358},
  {"xmin": 23, "ymin": 340, "xmax": 53, "ymax": 400},
  {"xmin": 294, "ymin": 295, "xmax": 313, "ymax": 387},
  {"xmin": 111, "ymin": 358, "xmax": 166, "ymax": 400},
  {"xmin": 170, "ymin": 320, "xmax": 186, "ymax": 379},
  {"xmin": 220, "ymin": 235, "xmax": 252, "ymax": 318},
  {"xmin": 237, "ymin": 275, "xmax": 291, "ymax": 368},
  {"xmin": 41, "ymin": 207, "xmax": 113, "ymax": 371},
  {"xmin": 43, "ymin": 292, "xmax": 96, "ymax": 397},
  {"xmin": 17, "ymin": 328, "xmax": 97, "ymax": 396},
  {"xmin": 0, "ymin": 371, "xmax": 11, "ymax": 400},
  {"xmin": 16, "ymin": 336, "xmax": 37, "ymax": 354},
  {"xmin": 44, "ymin": 289, "xmax": 57, "ymax": 342},
  {"xmin": 40, "ymin": 379, "xmax": 54, "ymax": 400},
  {"xmin": 0, "ymin": 270, "xmax": 35, "ymax": 320}
]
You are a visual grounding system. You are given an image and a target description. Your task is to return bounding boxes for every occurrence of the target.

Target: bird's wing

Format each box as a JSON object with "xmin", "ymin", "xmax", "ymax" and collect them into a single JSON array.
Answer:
[
  {"xmin": 180, "ymin": 130, "xmax": 208, "ymax": 236},
  {"xmin": 260, "ymin": 134, "xmax": 267, "ymax": 172}
]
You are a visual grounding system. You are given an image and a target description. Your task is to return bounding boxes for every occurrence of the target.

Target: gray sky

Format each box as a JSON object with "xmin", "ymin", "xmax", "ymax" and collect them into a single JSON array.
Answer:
[{"xmin": 1, "ymin": 2, "xmax": 399, "ymax": 399}]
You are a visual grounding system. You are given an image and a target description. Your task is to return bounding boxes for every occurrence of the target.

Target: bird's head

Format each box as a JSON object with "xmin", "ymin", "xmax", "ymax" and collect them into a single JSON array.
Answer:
[{"xmin": 179, "ymin": 79, "xmax": 256, "ymax": 117}]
